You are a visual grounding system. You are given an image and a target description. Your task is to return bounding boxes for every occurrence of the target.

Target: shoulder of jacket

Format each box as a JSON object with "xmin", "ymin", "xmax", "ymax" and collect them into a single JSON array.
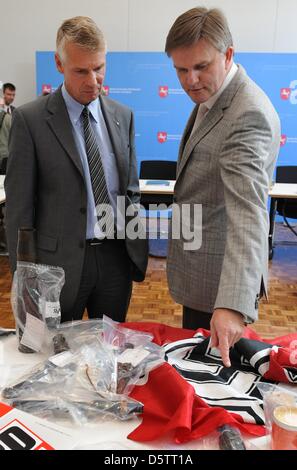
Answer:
[
  {"xmin": 0, "ymin": 110, "xmax": 5, "ymax": 128},
  {"xmin": 15, "ymin": 96, "xmax": 48, "ymax": 117},
  {"xmin": 101, "ymin": 95, "xmax": 132, "ymax": 114}
]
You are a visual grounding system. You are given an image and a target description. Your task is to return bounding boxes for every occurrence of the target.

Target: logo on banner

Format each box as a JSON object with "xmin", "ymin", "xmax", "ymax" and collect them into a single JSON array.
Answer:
[
  {"xmin": 157, "ymin": 132, "xmax": 167, "ymax": 143},
  {"xmin": 159, "ymin": 86, "xmax": 169, "ymax": 98},
  {"xmin": 102, "ymin": 85, "xmax": 109, "ymax": 96},
  {"xmin": 280, "ymin": 134, "xmax": 287, "ymax": 146},
  {"xmin": 101, "ymin": 86, "xmax": 141, "ymax": 95},
  {"xmin": 280, "ymin": 88, "xmax": 291, "ymax": 100},
  {"xmin": 280, "ymin": 80, "xmax": 297, "ymax": 104},
  {"xmin": 42, "ymin": 84, "xmax": 52, "ymax": 95}
]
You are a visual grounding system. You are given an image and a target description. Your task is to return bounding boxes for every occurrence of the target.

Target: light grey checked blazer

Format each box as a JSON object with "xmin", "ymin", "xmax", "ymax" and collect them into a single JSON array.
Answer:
[{"xmin": 167, "ymin": 65, "xmax": 280, "ymax": 323}]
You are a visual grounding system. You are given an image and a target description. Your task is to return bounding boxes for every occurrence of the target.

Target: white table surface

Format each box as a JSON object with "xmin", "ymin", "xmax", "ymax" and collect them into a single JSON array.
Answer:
[
  {"xmin": 0, "ymin": 335, "xmax": 268, "ymax": 450},
  {"xmin": 0, "ymin": 175, "xmax": 5, "ymax": 204},
  {"xmin": 2, "ymin": 179, "xmax": 296, "ymax": 204},
  {"xmin": 139, "ymin": 179, "xmax": 175, "ymax": 194},
  {"xmin": 139, "ymin": 180, "xmax": 297, "ymax": 199},
  {"xmin": 268, "ymin": 183, "xmax": 297, "ymax": 198}
]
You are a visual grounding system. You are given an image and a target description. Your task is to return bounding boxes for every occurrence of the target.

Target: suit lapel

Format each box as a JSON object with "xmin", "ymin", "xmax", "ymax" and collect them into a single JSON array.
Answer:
[
  {"xmin": 178, "ymin": 105, "xmax": 198, "ymax": 162},
  {"xmin": 99, "ymin": 96, "xmax": 128, "ymax": 193},
  {"xmin": 177, "ymin": 65, "xmax": 247, "ymax": 180},
  {"xmin": 177, "ymin": 106, "xmax": 224, "ymax": 178},
  {"xmin": 46, "ymin": 87, "xmax": 84, "ymax": 177}
]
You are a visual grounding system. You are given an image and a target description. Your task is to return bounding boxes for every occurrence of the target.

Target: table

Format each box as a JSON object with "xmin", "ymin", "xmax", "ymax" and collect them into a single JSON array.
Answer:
[
  {"xmin": 0, "ymin": 175, "xmax": 5, "ymax": 204},
  {"xmin": 3, "ymin": 178, "xmax": 293, "ymax": 261},
  {"xmin": 139, "ymin": 179, "xmax": 175, "ymax": 195},
  {"xmin": 268, "ymin": 183, "xmax": 297, "ymax": 259},
  {"xmin": 0, "ymin": 177, "xmax": 172, "ymax": 207},
  {"xmin": 0, "ymin": 334, "xmax": 267, "ymax": 450},
  {"xmin": 140, "ymin": 179, "xmax": 297, "ymax": 260}
]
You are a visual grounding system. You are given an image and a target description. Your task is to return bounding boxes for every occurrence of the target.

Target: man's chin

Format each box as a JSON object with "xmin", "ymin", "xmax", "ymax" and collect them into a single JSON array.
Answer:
[
  {"xmin": 189, "ymin": 90, "xmax": 208, "ymax": 103},
  {"xmin": 82, "ymin": 91, "xmax": 99, "ymax": 103}
]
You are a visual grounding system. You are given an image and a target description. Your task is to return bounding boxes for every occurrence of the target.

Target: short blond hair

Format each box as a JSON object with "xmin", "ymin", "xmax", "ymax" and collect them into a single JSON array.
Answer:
[
  {"xmin": 56, "ymin": 16, "xmax": 106, "ymax": 61},
  {"xmin": 165, "ymin": 7, "xmax": 233, "ymax": 56}
]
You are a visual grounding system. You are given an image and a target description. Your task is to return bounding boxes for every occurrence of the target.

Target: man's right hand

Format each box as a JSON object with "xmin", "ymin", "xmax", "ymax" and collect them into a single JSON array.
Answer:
[{"xmin": 210, "ymin": 308, "xmax": 245, "ymax": 367}]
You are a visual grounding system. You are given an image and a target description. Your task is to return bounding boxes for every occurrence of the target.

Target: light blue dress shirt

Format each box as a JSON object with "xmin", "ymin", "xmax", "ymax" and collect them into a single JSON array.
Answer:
[{"xmin": 62, "ymin": 84, "xmax": 121, "ymax": 238}]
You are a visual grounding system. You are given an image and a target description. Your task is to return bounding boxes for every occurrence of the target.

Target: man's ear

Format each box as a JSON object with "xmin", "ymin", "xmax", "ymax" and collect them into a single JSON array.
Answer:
[
  {"xmin": 225, "ymin": 46, "xmax": 234, "ymax": 68},
  {"xmin": 55, "ymin": 53, "xmax": 64, "ymax": 74}
]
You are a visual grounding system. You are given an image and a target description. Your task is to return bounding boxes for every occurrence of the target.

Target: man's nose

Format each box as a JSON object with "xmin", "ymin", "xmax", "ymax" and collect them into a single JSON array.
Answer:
[
  {"xmin": 186, "ymin": 70, "xmax": 199, "ymax": 86},
  {"xmin": 88, "ymin": 71, "xmax": 100, "ymax": 87},
  {"xmin": 96, "ymin": 73, "xmax": 104, "ymax": 85}
]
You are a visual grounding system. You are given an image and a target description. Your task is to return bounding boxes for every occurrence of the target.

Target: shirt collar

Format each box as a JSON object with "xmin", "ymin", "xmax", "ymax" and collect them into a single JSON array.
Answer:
[
  {"xmin": 61, "ymin": 83, "xmax": 100, "ymax": 124},
  {"xmin": 203, "ymin": 62, "xmax": 238, "ymax": 111}
]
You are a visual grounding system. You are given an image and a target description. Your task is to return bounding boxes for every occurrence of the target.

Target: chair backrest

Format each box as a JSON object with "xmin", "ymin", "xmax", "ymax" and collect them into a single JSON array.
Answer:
[
  {"xmin": 275, "ymin": 166, "xmax": 297, "ymax": 219},
  {"xmin": 140, "ymin": 160, "xmax": 177, "ymax": 180},
  {"xmin": 0, "ymin": 157, "xmax": 8, "ymax": 175},
  {"xmin": 276, "ymin": 166, "xmax": 297, "ymax": 184},
  {"xmin": 139, "ymin": 160, "xmax": 177, "ymax": 208}
]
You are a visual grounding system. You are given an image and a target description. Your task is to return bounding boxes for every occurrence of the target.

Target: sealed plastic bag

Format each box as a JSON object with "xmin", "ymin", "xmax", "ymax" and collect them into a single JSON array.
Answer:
[
  {"xmin": 103, "ymin": 315, "xmax": 153, "ymax": 349},
  {"xmin": 1, "ymin": 319, "xmax": 164, "ymax": 424},
  {"xmin": 257, "ymin": 382, "xmax": 297, "ymax": 449},
  {"xmin": 55, "ymin": 319, "xmax": 103, "ymax": 351},
  {"xmin": 2, "ymin": 347, "xmax": 143, "ymax": 424},
  {"xmin": 11, "ymin": 261, "xmax": 65, "ymax": 353},
  {"xmin": 198, "ymin": 425, "xmax": 247, "ymax": 450},
  {"xmin": 257, "ymin": 382, "xmax": 297, "ymax": 432},
  {"xmin": 101, "ymin": 316, "xmax": 165, "ymax": 395},
  {"xmin": 7, "ymin": 392, "xmax": 143, "ymax": 424},
  {"xmin": 2, "ymin": 352, "xmax": 77, "ymax": 400}
]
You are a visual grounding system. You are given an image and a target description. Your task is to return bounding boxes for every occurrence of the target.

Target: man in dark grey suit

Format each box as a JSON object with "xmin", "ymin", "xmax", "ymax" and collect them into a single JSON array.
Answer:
[
  {"xmin": 5, "ymin": 16, "xmax": 148, "ymax": 322},
  {"xmin": 165, "ymin": 7, "xmax": 280, "ymax": 366}
]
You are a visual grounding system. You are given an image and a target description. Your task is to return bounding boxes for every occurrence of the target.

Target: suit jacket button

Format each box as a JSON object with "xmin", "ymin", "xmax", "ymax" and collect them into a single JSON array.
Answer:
[
  {"xmin": 79, "ymin": 241, "xmax": 84, "ymax": 249},
  {"xmin": 80, "ymin": 207, "xmax": 86, "ymax": 214}
]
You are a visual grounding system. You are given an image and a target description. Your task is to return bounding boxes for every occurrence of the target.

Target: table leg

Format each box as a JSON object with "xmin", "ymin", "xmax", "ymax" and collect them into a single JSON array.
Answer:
[{"xmin": 268, "ymin": 197, "xmax": 277, "ymax": 260}]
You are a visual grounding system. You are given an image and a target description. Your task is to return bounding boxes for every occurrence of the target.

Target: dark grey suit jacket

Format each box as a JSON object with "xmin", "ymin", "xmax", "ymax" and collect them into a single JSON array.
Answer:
[{"xmin": 5, "ymin": 87, "xmax": 148, "ymax": 312}]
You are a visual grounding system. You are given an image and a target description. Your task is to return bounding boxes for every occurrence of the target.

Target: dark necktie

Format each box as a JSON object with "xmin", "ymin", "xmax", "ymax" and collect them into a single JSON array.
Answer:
[
  {"xmin": 81, "ymin": 106, "xmax": 113, "ymax": 236},
  {"xmin": 7, "ymin": 107, "xmax": 11, "ymax": 115}
]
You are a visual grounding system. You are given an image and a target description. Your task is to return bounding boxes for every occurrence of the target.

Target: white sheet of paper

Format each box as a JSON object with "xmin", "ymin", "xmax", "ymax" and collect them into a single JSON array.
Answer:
[
  {"xmin": 118, "ymin": 347, "xmax": 150, "ymax": 367},
  {"xmin": 20, "ymin": 313, "xmax": 45, "ymax": 352},
  {"xmin": 0, "ymin": 402, "xmax": 79, "ymax": 450}
]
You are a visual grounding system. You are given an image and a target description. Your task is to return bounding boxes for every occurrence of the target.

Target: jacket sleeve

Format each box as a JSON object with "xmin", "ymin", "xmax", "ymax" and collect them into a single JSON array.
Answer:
[
  {"xmin": 4, "ymin": 108, "xmax": 37, "ymax": 272},
  {"xmin": 0, "ymin": 113, "xmax": 11, "ymax": 161},
  {"xmin": 126, "ymin": 111, "xmax": 141, "ymax": 205},
  {"xmin": 214, "ymin": 107, "xmax": 280, "ymax": 323}
]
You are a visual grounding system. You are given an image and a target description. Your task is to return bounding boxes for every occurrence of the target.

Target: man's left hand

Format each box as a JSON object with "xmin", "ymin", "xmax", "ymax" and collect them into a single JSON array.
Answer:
[{"xmin": 210, "ymin": 308, "xmax": 245, "ymax": 368}]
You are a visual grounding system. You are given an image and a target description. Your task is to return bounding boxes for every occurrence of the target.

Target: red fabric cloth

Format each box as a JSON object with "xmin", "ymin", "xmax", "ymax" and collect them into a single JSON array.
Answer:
[{"xmin": 123, "ymin": 322, "xmax": 297, "ymax": 444}]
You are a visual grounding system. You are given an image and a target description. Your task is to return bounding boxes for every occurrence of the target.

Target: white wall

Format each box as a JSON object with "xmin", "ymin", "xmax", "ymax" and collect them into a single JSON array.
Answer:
[{"xmin": 0, "ymin": 0, "xmax": 296, "ymax": 106}]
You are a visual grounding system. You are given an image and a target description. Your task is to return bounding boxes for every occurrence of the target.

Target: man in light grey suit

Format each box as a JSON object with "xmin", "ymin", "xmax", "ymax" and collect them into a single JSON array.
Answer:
[
  {"xmin": 5, "ymin": 16, "xmax": 148, "ymax": 323},
  {"xmin": 165, "ymin": 7, "xmax": 280, "ymax": 366}
]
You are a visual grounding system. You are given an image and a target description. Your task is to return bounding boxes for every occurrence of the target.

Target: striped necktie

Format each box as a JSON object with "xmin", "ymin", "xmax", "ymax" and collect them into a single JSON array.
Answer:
[{"xmin": 81, "ymin": 106, "xmax": 113, "ymax": 237}]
